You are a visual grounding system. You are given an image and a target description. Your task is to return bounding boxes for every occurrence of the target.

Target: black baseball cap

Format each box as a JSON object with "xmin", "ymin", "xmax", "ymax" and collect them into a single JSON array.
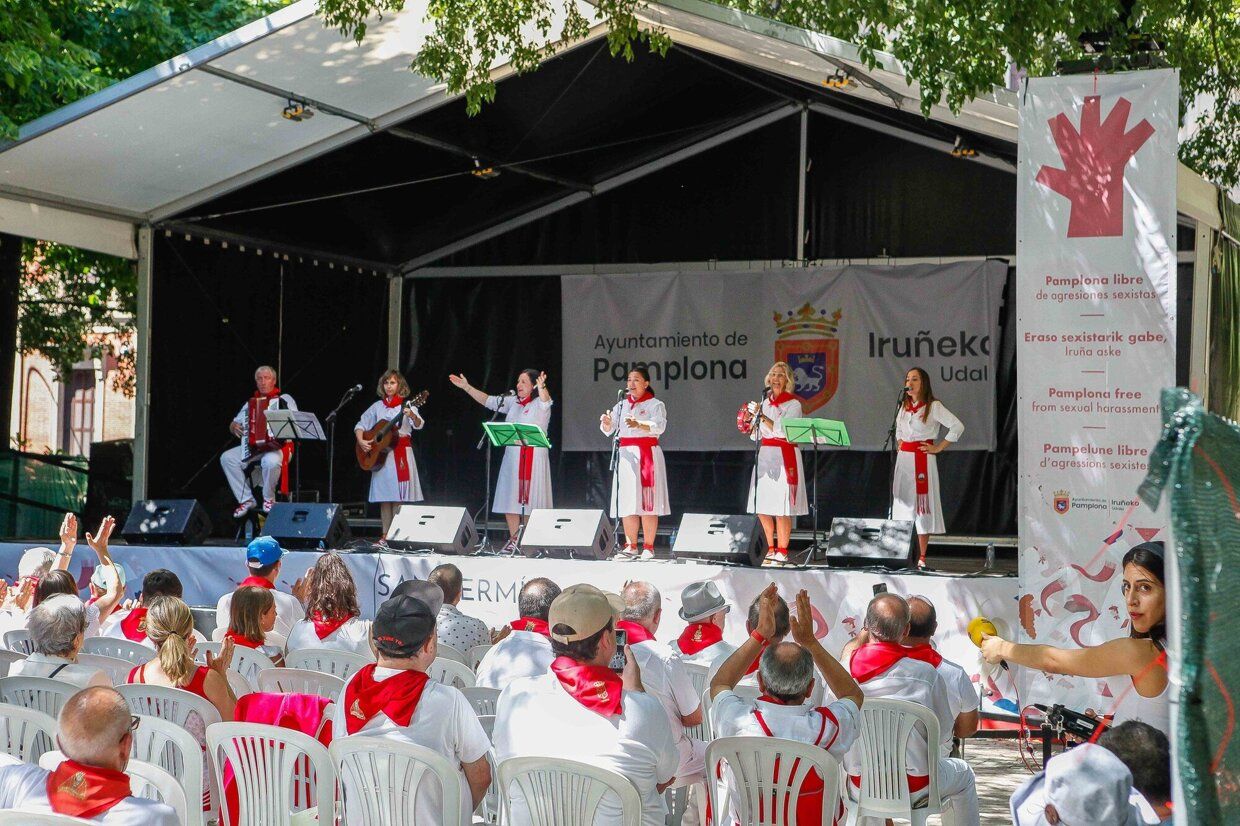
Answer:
[{"xmin": 373, "ymin": 595, "xmax": 436, "ymax": 657}]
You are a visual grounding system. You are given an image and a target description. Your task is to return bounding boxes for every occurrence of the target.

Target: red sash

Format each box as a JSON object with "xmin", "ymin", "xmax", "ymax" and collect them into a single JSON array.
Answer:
[
  {"xmin": 224, "ymin": 629, "xmax": 262, "ymax": 649},
  {"xmin": 344, "ymin": 664, "xmax": 429, "ymax": 734},
  {"xmin": 899, "ymin": 440, "xmax": 934, "ymax": 515},
  {"xmin": 238, "ymin": 576, "xmax": 274, "ymax": 590},
  {"xmin": 550, "ymin": 656, "xmax": 623, "ymax": 717},
  {"xmin": 46, "ymin": 760, "xmax": 132, "ymax": 819},
  {"xmin": 761, "ymin": 438, "xmax": 799, "ymax": 506},
  {"xmin": 311, "ymin": 613, "xmax": 351, "ymax": 640},
  {"xmin": 511, "ymin": 617, "xmax": 550, "ymax": 636},
  {"xmin": 619, "ymin": 437, "xmax": 660, "ymax": 512},
  {"xmin": 615, "ymin": 620, "xmax": 655, "ymax": 645},
  {"xmin": 750, "ymin": 702, "xmax": 840, "ymax": 826},
  {"xmin": 848, "ymin": 641, "xmax": 942, "ymax": 683},
  {"xmin": 677, "ymin": 622, "xmax": 724, "ymax": 655},
  {"xmin": 517, "ymin": 444, "xmax": 535, "ymax": 506},
  {"xmin": 119, "ymin": 607, "xmax": 148, "ymax": 642},
  {"xmin": 382, "ymin": 396, "xmax": 415, "ymax": 497}
]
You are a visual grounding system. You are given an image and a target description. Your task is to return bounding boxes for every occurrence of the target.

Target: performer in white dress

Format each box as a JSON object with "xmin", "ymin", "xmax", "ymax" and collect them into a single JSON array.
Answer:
[
  {"xmin": 355, "ymin": 370, "xmax": 424, "ymax": 537},
  {"xmin": 220, "ymin": 365, "xmax": 297, "ymax": 518},
  {"xmin": 892, "ymin": 367, "xmax": 964, "ymax": 566},
  {"xmin": 449, "ymin": 368, "xmax": 554, "ymax": 552},
  {"xmin": 744, "ymin": 362, "xmax": 809, "ymax": 566},
  {"xmin": 599, "ymin": 367, "xmax": 669, "ymax": 560}
]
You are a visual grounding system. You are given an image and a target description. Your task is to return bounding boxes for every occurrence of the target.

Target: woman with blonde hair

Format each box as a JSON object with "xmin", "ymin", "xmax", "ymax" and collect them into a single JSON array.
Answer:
[
  {"xmin": 356, "ymin": 369, "xmax": 425, "ymax": 536},
  {"xmin": 742, "ymin": 361, "xmax": 809, "ymax": 565},
  {"xmin": 127, "ymin": 596, "xmax": 235, "ymax": 722},
  {"xmin": 286, "ymin": 552, "xmax": 372, "ymax": 656},
  {"xmin": 222, "ymin": 585, "xmax": 285, "ymax": 665}
]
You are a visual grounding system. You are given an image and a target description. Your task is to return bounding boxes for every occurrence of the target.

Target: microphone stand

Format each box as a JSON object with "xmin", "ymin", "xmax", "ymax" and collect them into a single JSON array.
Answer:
[
  {"xmin": 882, "ymin": 388, "xmax": 906, "ymax": 519},
  {"xmin": 608, "ymin": 387, "xmax": 625, "ymax": 555},
  {"xmin": 748, "ymin": 386, "xmax": 766, "ymax": 515},
  {"xmin": 474, "ymin": 393, "xmax": 511, "ymax": 555},
  {"xmin": 324, "ymin": 385, "xmax": 361, "ymax": 502}
]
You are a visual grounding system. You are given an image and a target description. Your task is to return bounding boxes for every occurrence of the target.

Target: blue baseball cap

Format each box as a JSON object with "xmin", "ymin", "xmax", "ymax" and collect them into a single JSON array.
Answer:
[{"xmin": 246, "ymin": 536, "xmax": 285, "ymax": 568}]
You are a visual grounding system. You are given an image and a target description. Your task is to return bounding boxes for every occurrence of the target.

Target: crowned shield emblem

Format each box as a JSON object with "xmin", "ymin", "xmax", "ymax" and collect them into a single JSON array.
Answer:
[
  {"xmin": 59, "ymin": 771, "xmax": 88, "ymax": 800},
  {"xmin": 774, "ymin": 304, "xmax": 842, "ymax": 413},
  {"xmin": 1053, "ymin": 491, "xmax": 1070, "ymax": 514}
]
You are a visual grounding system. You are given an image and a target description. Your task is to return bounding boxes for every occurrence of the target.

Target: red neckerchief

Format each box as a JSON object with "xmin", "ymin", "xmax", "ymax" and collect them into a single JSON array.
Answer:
[
  {"xmin": 769, "ymin": 391, "xmax": 796, "ymax": 406},
  {"xmin": 311, "ymin": 612, "xmax": 351, "ymax": 640},
  {"xmin": 238, "ymin": 576, "xmax": 274, "ymax": 590},
  {"xmin": 344, "ymin": 664, "xmax": 429, "ymax": 734},
  {"xmin": 224, "ymin": 629, "xmax": 263, "ymax": 649},
  {"xmin": 898, "ymin": 440, "xmax": 935, "ymax": 514},
  {"xmin": 677, "ymin": 622, "xmax": 724, "ymax": 655},
  {"xmin": 849, "ymin": 640, "xmax": 942, "ymax": 683},
  {"xmin": 511, "ymin": 617, "xmax": 550, "ymax": 636},
  {"xmin": 119, "ymin": 608, "xmax": 149, "ymax": 642},
  {"xmin": 382, "ymin": 394, "xmax": 404, "ymax": 409},
  {"xmin": 626, "ymin": 389, "xmax": 654, "ymax": 405},
  {"xmin": 46, "ymin": 760, "xmax": 131, "ymax": 819},
  {"xmin": 615, "ymin": 620, "xmax": 655, "ymax": 645},
  {"xmin": 903, "ymin": 399, "xmax": 925, "ymax": 414},
  {"xmin": 516, "ymin": 393, "xmax": 536, "ymax": 407},
  {"xmin": 550, "ymin": 656, "xmax": 623, "ymax": 717}
]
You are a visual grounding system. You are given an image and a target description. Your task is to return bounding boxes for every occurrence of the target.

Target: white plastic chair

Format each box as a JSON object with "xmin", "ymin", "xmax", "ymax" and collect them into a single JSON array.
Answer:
[
  {"xmin": 476, "ymin": 716, "xmax": 500, "ymax": 823},
  {"xmin": 207, "ymin": 722, "xmax": 336, "ymax": 826},
  {"xmin": 0, "ymin": 812, "xmax": 93, "ymax": 823},
  {"xmin": 498, "ymin": 755, "xmax": 643, "ymax": 826},
  {"xmin": 286, "ymin": 647, "xmax": 371, "ymax": 680},
  {"xmin": 0, "ymin": 676, "xmax": 77, "ymax": 719},
  {"xmin": 75, "ymin": 652, "xmax": 134, "ymax": 686},
  {"xmin": 82, "ymin": 636, "xmax": 152, "ymax": 665},
  {"xmin": 459, "ymin": 686, "xmax": 501, "ymax": 717},
  {"xmin": 436, "ymin": 642, "xmax": 470, "ymax": 666},
  {"xmin": 0, "ymin": 704, "xmax": 57, "ymax": 763},
  {"xmin": 429, "ymin": 657, "xmax": 475, "ymax": 689},
  {"xmin": 257, "ymin": 668, "xmax": 345, "ymax": 700},
  {"xmin": 129, "ymin": 713, "xmax": 207, "ymax": 826},
  {"xmin": 39, "ymin": 751, "xmax": 188, "ymax": 826},
  {"xmin": 331, "ymin": 735, "xmax": 462, "ymax": 826},
  {"xmin": 225, "ymin": 669, "xmax": 252, "ymax": 700},
  {"xmin": 0, "ymin": 650, "xmax": 26, "ymax": 677},
  {"xmin": 706, "ymin": 735, "xmax": 843, "ymax": 826},
  {"xmin": 196, "ymin": 642, "xmax": 275, "ymax": 689},
  {"xmin": 2, "ymin": 630, "xmax": 32, "ymax": 656},
  {"xmin": 846, "ymin": 697, "xmax": 955, "ymax": 826},
  {"xmin": 467, "ymin": 644, "xmax": 492, "ymax": 671}
]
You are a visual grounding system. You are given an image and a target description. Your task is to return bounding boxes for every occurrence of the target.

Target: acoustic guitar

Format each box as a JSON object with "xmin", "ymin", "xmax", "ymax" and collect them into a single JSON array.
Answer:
[{"xmin": 355, "ymin": 390, "xmax": 429, "ymax": 471}]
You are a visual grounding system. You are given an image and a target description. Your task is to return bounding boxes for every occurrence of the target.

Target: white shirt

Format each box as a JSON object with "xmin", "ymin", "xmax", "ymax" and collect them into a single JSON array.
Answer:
[
  {"xmin": 936, "ymin": 656, "xmax": 978, "ymax": 756},
  {"xmin": 436, "ymin": 604, "xmax": 491, "ymax": 655},
  {"xmin": 216, "ymin": 584, "xmax": 305, "ymax": 639},
  {"xmin": 714, "ymin": 692, "xmax": 859, "ymax": 758},
  {"xmin": 0, "ymin": 762, "xmax": 178, "ymax": 825},
  {"xmin": 11, "ymin": 653, "xmax": 110, "ymax": 689},
  {"xmin": 895, "ymin": 400, "xmax": 964, "ymax": 443},
  {"xmin": 475, "ymin": 630, "xmax": 554, "ymax": 690},
  {"xmin": 494, "ymin": 671, "xmax": 678, "ymax": 826},
  {"xmin": 286, "ymin": 616, "xmax": 373, "ymax": 657},
  {"xmin": 332, "ymin": 668, "xmax": 491, "ymax": 826},
  {"xmin": 626, "ymin": 634, "xmax": 701, "ymax": 767},
  {"xmin": 97, "ymin": 609, "xmax": 207, "ymax": 649}
]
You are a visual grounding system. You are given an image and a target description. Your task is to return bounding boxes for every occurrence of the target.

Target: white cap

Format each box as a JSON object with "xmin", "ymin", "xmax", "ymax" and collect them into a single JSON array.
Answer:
[
  {"xmin": 1011, "ymin": 744, "xmax": 1142, "ymax": 826},
  {"xmin": 17, "ymin": 548, "xmax": 56, "ymax": 579},
  {"xmin": 91, "ymin": 562, "xmax": 126, "ymax": 591}
]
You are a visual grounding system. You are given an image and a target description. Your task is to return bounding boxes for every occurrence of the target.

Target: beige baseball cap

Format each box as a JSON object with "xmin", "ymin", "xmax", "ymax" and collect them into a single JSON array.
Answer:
[{"xmin": 548, "ymin": 584, "xmax": 625, "ymax": 642}]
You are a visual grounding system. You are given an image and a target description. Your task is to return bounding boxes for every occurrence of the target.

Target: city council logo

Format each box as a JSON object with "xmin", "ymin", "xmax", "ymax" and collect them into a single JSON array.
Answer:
[
  {"xmin": 774, "ymin": 304, "xmax": 842, "ymax": 413},
  {"xmin": 1053, "ymin": 490, "xmax": 1071, "ymax": 514}
]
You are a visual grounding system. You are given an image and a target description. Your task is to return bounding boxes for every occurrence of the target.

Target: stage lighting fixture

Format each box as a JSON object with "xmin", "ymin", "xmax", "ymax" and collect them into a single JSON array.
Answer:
[
  {"xmin": 822, "ymin": 70, "xmax": 856, "ymax": 90},
  {"xmin": 471, "ymin": 158, "xmax": 500, "ymax": 180},
  {"xmin": 951, "ymin": 135, "xmax": 978, "ymax": 159},
  {"xmin": 282, "ymin": 99, "xmax": 314, "ymax": 122}
]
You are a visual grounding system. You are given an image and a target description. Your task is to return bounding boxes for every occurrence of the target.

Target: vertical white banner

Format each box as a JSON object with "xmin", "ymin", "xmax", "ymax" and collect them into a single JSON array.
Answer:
[{"xmin": 1016, "ymin": 70, "xmax": 1178, "ymax": 715}]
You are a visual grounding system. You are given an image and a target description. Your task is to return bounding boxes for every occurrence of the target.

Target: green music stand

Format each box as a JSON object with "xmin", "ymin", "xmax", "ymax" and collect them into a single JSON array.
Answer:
[
  {"xmin": 481, "ymin": 423, "xmax": 551, "ymax": 554},
  {"xmin": 782, "ymin": 418, "xmax": 851, "ymax": 564}
]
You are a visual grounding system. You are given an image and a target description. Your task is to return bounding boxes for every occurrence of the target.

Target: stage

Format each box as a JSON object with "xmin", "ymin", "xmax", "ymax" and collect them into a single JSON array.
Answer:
[{"xmin": 0, "ymin": 540, "xmax": 1020, "ymax": 715}]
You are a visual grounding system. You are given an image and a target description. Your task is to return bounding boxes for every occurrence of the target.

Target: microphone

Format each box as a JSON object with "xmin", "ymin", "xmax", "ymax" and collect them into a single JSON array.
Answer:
[
  {"xmin": 762, "ymin": 385, "xmax": 771, "ymax": 399},
  {"xmin": 350, "ymin": 383, "xmax": 363, "ymax": 393},
  {"xmin": 506, "ymin": 389, "xmax": 517, "ymax": 397},
  {"xmin": 617, "ymin": 386, "xmax": 627, "ymax": 399},
  {"xmin": 967, "ymin": 617, "xmax": 1009, "ymax": 670}
]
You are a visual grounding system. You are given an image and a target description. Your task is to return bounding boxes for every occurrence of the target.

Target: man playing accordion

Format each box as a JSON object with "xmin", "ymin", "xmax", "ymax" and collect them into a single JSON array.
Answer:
[{"xmin": 220, "ymin": 365, "xmax": 297, "ymax": 518}]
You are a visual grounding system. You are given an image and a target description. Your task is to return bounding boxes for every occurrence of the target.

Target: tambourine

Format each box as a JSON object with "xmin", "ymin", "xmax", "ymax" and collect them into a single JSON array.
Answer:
[{"xmin": 736, "ymin": 402, "xmax": 759, "ymax": 433}]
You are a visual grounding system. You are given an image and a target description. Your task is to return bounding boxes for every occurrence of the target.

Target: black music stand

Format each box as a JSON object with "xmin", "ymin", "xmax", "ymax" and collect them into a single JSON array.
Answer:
[{"xmin": 265, "ymin": 410, "xmax": 326, "ymax": 503}]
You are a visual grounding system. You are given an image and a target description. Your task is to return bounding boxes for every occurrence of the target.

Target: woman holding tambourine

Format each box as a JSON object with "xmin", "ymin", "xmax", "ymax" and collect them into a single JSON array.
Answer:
[
  {"xmin": 738, "ymin": 361, "xmax": 808, "ymax": 566},
  {"xmin": 600, "ymin": 367, "xmax": 669, "ymax": 560}
]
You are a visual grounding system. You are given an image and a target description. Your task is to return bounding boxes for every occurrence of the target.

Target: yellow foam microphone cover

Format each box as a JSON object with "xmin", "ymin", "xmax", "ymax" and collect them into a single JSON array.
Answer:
[{"xmin": 967, "ymin": 617, "xmax": 998, "ymax": 648}]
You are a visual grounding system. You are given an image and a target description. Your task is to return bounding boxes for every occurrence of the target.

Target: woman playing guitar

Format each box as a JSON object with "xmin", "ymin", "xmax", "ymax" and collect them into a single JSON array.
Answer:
[{"xmin": 355, "ymin": 370, "xmax": 425, "ymax": 537}]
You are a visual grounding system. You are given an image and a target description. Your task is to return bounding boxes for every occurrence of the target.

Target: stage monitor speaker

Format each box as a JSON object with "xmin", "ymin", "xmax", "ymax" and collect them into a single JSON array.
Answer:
[
  {"xmin": 825, "ymin": 518, "xmax": 915, "ymax": 568},
  {"xmin": 671, "ymin": 513, "xmax": 765, "ymax": 567},
  {"xmin": 121, "ymin": 499, "xmax": 211, "ymax": 546},
  {"xmin": 386, "ymin": 505, "xmax": 477, "ymax": 554},
  {"xmin": 262, "ymin": 503, "xmax": 351, "ymax": 550},
  {"xmin": 520, "ymin": 509, "xmax": 613, "ymax": 560}
]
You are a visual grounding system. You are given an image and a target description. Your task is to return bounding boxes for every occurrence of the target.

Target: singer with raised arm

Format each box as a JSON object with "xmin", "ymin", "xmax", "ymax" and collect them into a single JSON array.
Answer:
[
  {"xmin": 740, "ymin": 361, "xmax": 809, "ymax": 567},
  {"xmin": 221, "ymin": 365, "xmax": 297, "ymax": 518},
  {"xmin": 449, "ymin": 369, "xmax": 554, "ymax": 552},
  {"xmin": 980, "ymin": 542, "xmax": 1169, "ymax": 732},
  {"xmin": 892, "ymin": 367, "xmax": 963, "ymax": 567},
  {"xmin": 600, "ymin": 367, "xmax": 669, "ymax": 560},
  {"xmin": 355, "ymin": 370, "xmax": 425, "ymax": 537}
]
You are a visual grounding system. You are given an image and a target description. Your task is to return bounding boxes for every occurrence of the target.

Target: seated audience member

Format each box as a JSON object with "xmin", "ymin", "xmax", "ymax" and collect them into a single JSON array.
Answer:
[
  {"xmin": 429, "ymin": 563, "xmax": 490, "ymax": 654},
  {"xmin": 842, "ymin": 594, "xmax": 979, "ymax": 826},
  {"xmin": 476, "ymin": 577, "xmax": 560, "ymax": 690},
  {"xmin": 214, "ymin": 536, "xmax": 305, "ymax": 638},
  {"xmin": 12, "ymin": 595, "xmax": 110, "ymax": 688},
  {"xmin": 332, "ymin": 593, "xmax": 490, "ymax": 825},
  {"xmin": 32, "ymin": 570, "xmax": 108, "ymax": 637},
  {"xmin": 706, "ymin": 588, "xmax": 792, "ymax": 689},
  {"xmin": 1011, "ymin": 743, "xmax": 1143, "ymax": 825},
  {"xmin": 0, "ymin": 546, "xmax": 57, "ymax": 636},
  {"xmin": 48, "ymin": 515, "xmax": 123, "ymax": 625},
  {"xmin": 711, "ymin": 586, "xmax": 865, "ymax": 826},
  {"xmin": 1100, "ymin": 720, "xmax": 1172, "ymax": 823},
  {"xmin": 220, "ymin": 585, "xmax": 285, "ymax": 664},
  {"xmin": 619, "ymin": 581, "xmax": 704, "ymax": 780},
  {"xmin": 286, "ymin": 552, "xmax": 372, "ymax": 656},
  {"xmin": 675, "ymin": 581, "xmax": 735, "ymax": 665},
  {"xmin": 126, "ymin": 597, "xmax": 236, "ymax": 722},
  {"xmin": 0, "ymin": 686, "xmax": 178, "ymax": 824},
  {"xmin": 391, "ymin": 579, "xmax": 444, "ymax": 615},
  {"xmin": 99, "ymin": 569, "xmax": 207, "ymax": 648},
  {"xmin": 494, "ymin": 584, "xmax": 677, "ymax": 826}
]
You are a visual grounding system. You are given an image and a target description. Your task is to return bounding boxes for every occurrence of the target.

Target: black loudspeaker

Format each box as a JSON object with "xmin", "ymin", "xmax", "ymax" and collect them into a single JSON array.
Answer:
[
  {"xmin": 671, "ymin": 513, "xmax": 766, "ymax": 566},
  {"xmin": 386, "ymin": 505, "xmax": 477, "ymax": 554},
  {"xmin": 520, "ymin": 509, "xmax": 613, "ymax": 560},
  {"xmin": 262, "ymin": 503, "xmax": 351, "ymax": 550},
  {"xmin": 121, "ymin": 499, "xmax": 212, "ymax": 546},
  {"xmin": 825, "ymin": 518, "xmax": 916, "ymax": 568}
]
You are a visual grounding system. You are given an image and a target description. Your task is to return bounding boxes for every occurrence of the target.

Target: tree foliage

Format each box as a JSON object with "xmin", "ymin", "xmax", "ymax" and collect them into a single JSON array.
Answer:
[{"xmin": 318, "ymin": 0, "xmax": 1240, "ymax": 189}]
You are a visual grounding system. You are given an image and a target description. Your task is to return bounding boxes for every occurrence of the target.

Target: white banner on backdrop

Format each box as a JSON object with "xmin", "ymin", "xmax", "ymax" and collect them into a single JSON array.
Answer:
[
  {"xmin": 1016, "ymin": 70, "xmax": 1178, "ymax": 715},
  {"xmin": 560, "ymin": 263, "xmax": 1005, "ymax": 452}
]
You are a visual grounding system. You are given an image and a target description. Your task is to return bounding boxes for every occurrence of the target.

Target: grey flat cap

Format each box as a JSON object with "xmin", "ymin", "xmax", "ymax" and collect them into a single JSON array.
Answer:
[{"xmin": 679, "ymin": 581, "xmax": 729, "ymax": 623}]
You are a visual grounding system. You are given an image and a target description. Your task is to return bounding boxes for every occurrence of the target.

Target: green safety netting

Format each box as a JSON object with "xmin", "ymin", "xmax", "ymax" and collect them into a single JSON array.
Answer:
[
  {"xmin": 1139, "ymin": 388, "xmax": 1240, "ymax": 823},
  {"xmin": 0, "ymin": 451, "xmax": 88, "ymax": 539}
]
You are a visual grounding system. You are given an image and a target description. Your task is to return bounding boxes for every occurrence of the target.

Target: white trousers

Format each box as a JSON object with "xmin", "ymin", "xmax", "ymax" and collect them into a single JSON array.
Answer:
[
  {"xmin": 852, "ymin": 758, "xmax": 979, "ymax": 826},
  {"xmin": 221, "ymin": 445, "xmax": 281, "ymax": 503}
]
